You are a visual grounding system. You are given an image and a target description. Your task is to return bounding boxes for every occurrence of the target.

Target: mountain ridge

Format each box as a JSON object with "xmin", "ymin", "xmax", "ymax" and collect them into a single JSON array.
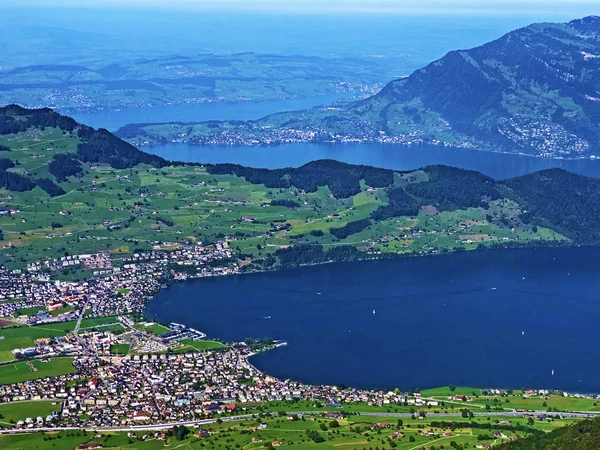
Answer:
[{"xmin": 120, "ymin": 16, "xmax": 600, "ymax": 159}]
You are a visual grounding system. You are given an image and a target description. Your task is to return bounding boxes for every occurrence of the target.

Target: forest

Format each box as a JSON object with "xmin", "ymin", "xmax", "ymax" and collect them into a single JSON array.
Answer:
[
  {"xmin": 503, "ymin": 169, "xmax": 600, "ymax": 244},
  {"xmin": 206, "ymin": 160, "xmax": 394, "ymax": 198},
  {"xmin": 500, "ymin": 417, "xmax": 600, "ymax": 449},
  {"xmin": 275, "ymin": 244, "xmax": 362, "ymax": 268},
  {"xmin": 330, "ymin": 218, "xmax": 372, "ymax": 239}
]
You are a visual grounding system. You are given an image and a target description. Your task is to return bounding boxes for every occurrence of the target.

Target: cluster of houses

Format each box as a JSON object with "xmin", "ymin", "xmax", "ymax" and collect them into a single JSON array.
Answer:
[
  {"xmin": 0, "ymin": 326, "xmax": 431, "ymax": 430},
  {"xmin": 0, "ymin": 243, "xmax": 238, "ymax": 321},
  {"xmin": 25, "ymin": 253, "xmax": 112, "ymax": 274},
  {"xmin": 496, "ymin": 116, "xmax": 590, "ymax": 157}
]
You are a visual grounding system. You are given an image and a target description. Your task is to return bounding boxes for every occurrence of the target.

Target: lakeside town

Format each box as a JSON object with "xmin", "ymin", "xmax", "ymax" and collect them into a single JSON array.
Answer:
[
  {"xmin": 0, "ymin": 245, "xmax": 596, "ymax": 434},
  {"xmin": 2, "ymin": 324, "xmax": 598, "ymax": 432},
  {"xmin": 0, "ymin": 243, "xmax": 238, "ymax": 320},
  {"xmin": 125, "ymin": 109, "xmax": 597, "ymax": 160}
]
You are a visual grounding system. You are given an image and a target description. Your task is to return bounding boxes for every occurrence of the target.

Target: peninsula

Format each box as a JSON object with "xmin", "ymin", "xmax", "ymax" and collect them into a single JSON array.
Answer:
[{"xmin": 118, "ymin": 16, "xmax": 600, "ymax": 159}]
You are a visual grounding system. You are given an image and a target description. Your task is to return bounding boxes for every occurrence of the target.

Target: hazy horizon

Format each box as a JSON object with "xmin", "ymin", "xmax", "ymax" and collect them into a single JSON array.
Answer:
[{"xmin": 2, "ymin": 0, "xmax": 600, "ymax": 16}]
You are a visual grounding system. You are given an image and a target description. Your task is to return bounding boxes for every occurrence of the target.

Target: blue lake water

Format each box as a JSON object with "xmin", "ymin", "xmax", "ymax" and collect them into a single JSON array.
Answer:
[
  {"xmin": 146, "ymin": 246, "xmax": 600, "ymax": 392},
  {"xmin": 76, "ymin": 76, "xmax": 600, "ymax": 392},
  {"xmin": 70, "ymin": 94, "xmax": 349, "ymax": 131},
  {"xmin": 146, "ymin": 142, "xmax": 600, "ymax": 179}
]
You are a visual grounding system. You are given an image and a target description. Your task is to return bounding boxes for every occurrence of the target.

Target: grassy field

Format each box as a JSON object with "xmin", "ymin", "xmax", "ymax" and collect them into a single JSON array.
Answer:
[
  {"xmin": 12, "ymin": 306, "xmax": 45, "ymax": 318},
  {"xmin": 420, "ymin": 385, "xmax": 600, "ymax": 413},
  {"xmin": 0, "ymin": 317, "xmax": 122, "ymax": 365},
  {"xmin": 0, "ymin": 358, "xmax": 75, "ymax": 385},
  {"xmin": 0, "ymin": 411, "xmax": 582, "ymax": 449},
  {"xmin": 175, "ymin": 339, "xmax": 226, "ymax": 352},
  {"xmin": 109, "ymin": 343, "xmax": 130, "ymax": 355},
  {"xmin": 134, "ymin": 322, "xmax": 171, "ymax": 336},
  {"xmin": 0, "ymin": 401, "xmax": 61, "ymax": 427}
]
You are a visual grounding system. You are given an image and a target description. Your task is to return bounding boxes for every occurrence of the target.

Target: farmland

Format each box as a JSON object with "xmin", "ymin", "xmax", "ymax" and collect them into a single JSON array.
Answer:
[
  {"xmin": 0, "ymin": 122, "xmax": 569, "ymax": 276},
  {"xmin": 0, "ymin": 410, "xmax": 584, "ymax": 450}
]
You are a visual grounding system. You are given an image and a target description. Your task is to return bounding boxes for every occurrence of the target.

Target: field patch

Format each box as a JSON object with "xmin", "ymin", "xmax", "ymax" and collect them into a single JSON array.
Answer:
[{"xmin": 0, "ymin": 358, "xmax": 76, "ymax": 385}]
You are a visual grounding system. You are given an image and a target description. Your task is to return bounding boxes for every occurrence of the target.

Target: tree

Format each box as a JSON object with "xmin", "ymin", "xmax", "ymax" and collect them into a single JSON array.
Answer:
[{"xmin": 172, "ymin": 425, "xmax": 190, "ymax": 441}]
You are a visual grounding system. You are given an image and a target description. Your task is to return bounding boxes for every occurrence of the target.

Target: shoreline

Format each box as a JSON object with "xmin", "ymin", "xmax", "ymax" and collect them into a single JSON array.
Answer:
[
  {"xmin": 134, "ymin": 139, "xmax": 600, "ymax": 162},
  {"xmin": 143, "ymin": 244, "xmax": 600, "ymax": 394}
]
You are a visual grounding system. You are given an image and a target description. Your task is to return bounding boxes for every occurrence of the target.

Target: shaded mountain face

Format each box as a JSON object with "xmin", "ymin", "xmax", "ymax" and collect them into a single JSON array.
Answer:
[{"xmin": 353, "ymin": 16, "xmax": 600, "ymax": 156}]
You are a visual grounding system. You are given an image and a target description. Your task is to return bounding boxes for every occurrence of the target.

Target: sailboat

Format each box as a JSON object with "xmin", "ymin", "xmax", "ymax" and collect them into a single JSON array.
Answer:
[
  {"xmin": 552, "ymin": 369, "xmax": 555, "ymax": 376},
  {"xmin": 372, "ymin": 309, "xmax": 376, "ymax": 316}
]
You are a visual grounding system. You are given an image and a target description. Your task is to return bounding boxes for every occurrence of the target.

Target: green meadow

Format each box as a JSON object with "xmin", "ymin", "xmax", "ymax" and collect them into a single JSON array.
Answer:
[
  {"xmin": 0, "ymin": 358, "xmax": 75, "ymax": 385},
  {"xmin": 0, "ymin": 401, "xmax": 61, "ymax": 427},
  {"xmin": 0, "ymin": 317, "xmax": 122, "ymax": 363},
  {"xmin": 175, "ymin": 339, "xmax": 226, "ymax": 352}
]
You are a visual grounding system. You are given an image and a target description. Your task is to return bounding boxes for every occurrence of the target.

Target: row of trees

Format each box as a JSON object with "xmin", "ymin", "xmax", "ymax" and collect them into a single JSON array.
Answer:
[
  {"xmin": 275, "ymin": 244, "xmax": 362, "ymax": 268},
  {"xmin": 330, "ymin": 218, "xmax": 371, "ymax": 239}
]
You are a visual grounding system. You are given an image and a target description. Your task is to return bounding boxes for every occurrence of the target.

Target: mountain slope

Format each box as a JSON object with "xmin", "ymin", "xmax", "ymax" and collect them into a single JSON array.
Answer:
[
  {"xmin": 353, "ymin": 15, "xmax": 600, "ymax": 156},
  {"xmin": 1, "ymin": 106, "xmax": 600, "ymax": 272},
  {"xmin": 121, "ymin": 16, "xmax": 600, "ymax": 158}
]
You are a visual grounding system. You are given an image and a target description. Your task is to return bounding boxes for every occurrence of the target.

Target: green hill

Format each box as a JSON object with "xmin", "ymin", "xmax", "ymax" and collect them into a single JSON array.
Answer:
[
  {"xmin": 0, "ymin": 106, "xmax": 599, "ymax": 272},
  {"xmin": 500, "ymin": 416, "xmax": 600, "ymax": 449}
]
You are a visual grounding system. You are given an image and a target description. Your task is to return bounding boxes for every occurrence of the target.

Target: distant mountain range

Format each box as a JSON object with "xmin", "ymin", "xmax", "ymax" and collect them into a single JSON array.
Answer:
[
  {"xmin": 0, "ymin": 52, "xmax": 397, "ymax": 114},
  {"xmin": 120, "ymin": 16, "xmax": 600, "ymax": 159}
]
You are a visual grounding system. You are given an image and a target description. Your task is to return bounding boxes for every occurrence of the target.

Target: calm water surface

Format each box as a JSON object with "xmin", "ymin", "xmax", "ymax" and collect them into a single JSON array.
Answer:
[
  {"xmin": 146, "ymin": 142, "xmax": 600, "ymax": 179},
  {"xmin": 146, "ymin": 247, "xmax": 600, "ymax": 391},
  {"xmin": 70, "ymin": 94, "xmax": 348, "ymax": 131}
]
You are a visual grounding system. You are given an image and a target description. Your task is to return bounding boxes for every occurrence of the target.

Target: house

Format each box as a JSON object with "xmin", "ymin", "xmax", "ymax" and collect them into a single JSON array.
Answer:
[
  {"xmin": 133, "ymin": 411, "xmax": 152, "ymax": 421},
  {"xmin": 77, "ymin": 444, "xmax": 102, "ymax": 450}
]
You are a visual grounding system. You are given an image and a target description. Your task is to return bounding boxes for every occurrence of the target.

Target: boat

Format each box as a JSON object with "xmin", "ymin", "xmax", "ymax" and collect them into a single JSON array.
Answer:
[
  {"xmin": 372, "ymin": 309, "xmax": 376, "ymax": 315},
  {"xmin": 263, "ymin": 316, "xmax": 272, "ymax": 320},
  {"xmin": 552, "ymin": 369, "xmax": 555, "ymax": 376}
]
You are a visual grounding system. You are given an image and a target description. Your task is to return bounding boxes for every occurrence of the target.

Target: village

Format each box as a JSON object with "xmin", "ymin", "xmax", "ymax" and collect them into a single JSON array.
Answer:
[{"xmin": 0, "ymin": 242, "xmax": 238, "ymax": 320}]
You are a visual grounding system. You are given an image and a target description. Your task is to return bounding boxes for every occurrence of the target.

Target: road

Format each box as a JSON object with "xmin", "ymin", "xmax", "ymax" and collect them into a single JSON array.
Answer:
[{"xmin": 0, "ymin": 410, "xmax": 595, "ymax": 435}]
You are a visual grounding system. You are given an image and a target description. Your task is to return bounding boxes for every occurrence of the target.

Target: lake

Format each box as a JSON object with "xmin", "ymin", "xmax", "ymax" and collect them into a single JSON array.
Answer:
[
  {"xmin": 145, "ymin": 142, "xmax": 600, "ymax": 179},
  {"xmin": 70, "ymin": 94, "xmax": 349, "ymax": 131},
  {"xmin": 146, "ymin": 246, "xmax": 600, "ymax": 392}
]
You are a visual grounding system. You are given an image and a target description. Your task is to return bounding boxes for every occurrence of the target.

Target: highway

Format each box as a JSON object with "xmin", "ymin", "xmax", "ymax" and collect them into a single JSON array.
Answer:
[{"xmin": 0, "ymin": 409, "xmax": 595, "ymax": 435}]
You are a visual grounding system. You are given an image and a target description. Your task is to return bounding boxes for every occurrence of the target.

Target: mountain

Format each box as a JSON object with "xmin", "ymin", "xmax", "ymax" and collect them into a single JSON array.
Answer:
[
  {"xmin": 353, "ymin": 15, "xmax": 600, "ymax": 157},
  {"xmin": 120, "ymin": 16, "xmax": 600, "ymax": 158}
]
